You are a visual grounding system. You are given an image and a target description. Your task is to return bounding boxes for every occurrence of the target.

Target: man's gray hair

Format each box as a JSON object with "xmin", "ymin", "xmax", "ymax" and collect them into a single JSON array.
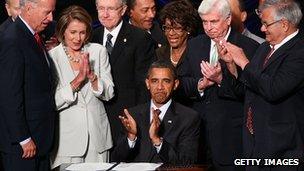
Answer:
[
  {"xmin": 259, "ymin": 0, "xmax": 302, "ymax": 26},
  {"xmin": 20, "ymin": 0, "xmax": 38, "ymax": 7},
  {"xmin": 198, "ymin": 0, "xmax": 231, "ymax": 18},
  {"xmin": 95, "ymin": 0, "xmax": 127, "ymax": 6}
]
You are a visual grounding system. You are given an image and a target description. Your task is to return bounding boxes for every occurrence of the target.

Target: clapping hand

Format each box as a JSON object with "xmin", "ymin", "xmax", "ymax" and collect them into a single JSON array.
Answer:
[
  {"xmin": 223, "ymin": 42, "xmax": 249, "ymax": 70},
  {"xmin": 200, "ymin": 61, "xmax": 222, "ymax": 85},
  {"xmin": 149, "ymin": 108, "xmax": 161, "ymax": 144},
  {"xmin": 119, "ymin": 109, "xmax": 137, "ymax": 140}
]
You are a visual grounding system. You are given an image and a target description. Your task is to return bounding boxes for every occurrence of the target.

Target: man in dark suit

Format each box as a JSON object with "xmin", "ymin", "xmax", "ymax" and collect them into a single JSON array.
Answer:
[
  {"xmin": 0, "ymin": 0, "xmax": 56, "ymax": 170},
  {"xmin": 222, "ymin": 0, "xmax": 304, "ymax": 170},
  {"xmin": 112, "ymin": 60, "xmax": 200, "ymax": 164},
  {"xmin": 0, "ymin": 0, "xmax": 21, "ymax": 32},
  {"xmin": 179, "ymin": 0, "xmax": 259, "ymax": 170},
  {"xmin": 92, "ymin": 0, "xmax": 155, "ymax": 145},
  {"xmin": 127, "ymin": 0, "xmax": 167, "ymax": 48}
]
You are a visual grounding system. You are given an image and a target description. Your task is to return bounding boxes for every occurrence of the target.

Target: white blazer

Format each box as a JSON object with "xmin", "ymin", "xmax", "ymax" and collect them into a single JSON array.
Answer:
[{"xmin": 49, "ymin": 43, "xmax": 114, "ymax": 157}]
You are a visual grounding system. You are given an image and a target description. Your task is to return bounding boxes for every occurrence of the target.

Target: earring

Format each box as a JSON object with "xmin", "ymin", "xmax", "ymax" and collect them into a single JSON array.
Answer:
[{"xmin": 187, "ymin": 32, "xmax": 190, "ymax": 35}]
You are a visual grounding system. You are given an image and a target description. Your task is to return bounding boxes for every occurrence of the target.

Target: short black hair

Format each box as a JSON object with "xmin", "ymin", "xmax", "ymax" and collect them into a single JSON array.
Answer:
[
  {"xmin": 237, "ymin": 0, "xmax": 246, "ymax": 12},
  {"xmin": 127, "ymin": 0, "xmax": 136, "ymax": 10},
  {"xmin": 146, "ymin": 60, "xmax": 177, "ymax": 80}
]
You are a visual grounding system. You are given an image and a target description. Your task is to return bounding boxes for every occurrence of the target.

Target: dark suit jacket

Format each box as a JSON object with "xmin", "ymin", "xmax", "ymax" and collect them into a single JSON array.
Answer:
[
  {"xmin": 0, "ymin": 17, "xmax": 56, "ymax": 156},
  {"xmin": 179, "ymin": 30, "xmax": 259, "ymax": 165},
  {"xmin": 92, "ymin": 21, "xmax": 155, "ymax": 143},
  {"xmin": 112, "ymin": 101, "xmax": 200, "ymax": 164},
  {"xmin": 155, "ymin": 45, "xmax": 192, "ymax": 106},
  {"xmin": 150, "ymin": 21, "xmax": 168, "ymax": 48},
  {"xmin": 0, "ymin": 17, "xmax": 13, "ymax": 33},
  {"xmin": 238, "ymin": 32, "xmax": 304, "ymax": 160}
]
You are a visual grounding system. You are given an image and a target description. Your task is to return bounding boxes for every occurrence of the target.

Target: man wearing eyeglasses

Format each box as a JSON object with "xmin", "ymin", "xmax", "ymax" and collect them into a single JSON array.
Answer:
[
  {"xmin": 228, "ymin": 0, "xmax": 265, "ymax": 44},
  {"xmin": 178, "ymin": 0, "xmax": 259, "ymax": 170},
  {"xmin": 92, "ymin": 0, "xmax": 155, "ymax": 153},
  {"xmin": 220, "ymin": 0, "xmax": 304, "ymax": 170}
]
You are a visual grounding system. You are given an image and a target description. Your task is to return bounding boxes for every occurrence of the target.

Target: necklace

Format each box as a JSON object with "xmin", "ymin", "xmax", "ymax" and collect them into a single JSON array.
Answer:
[
  {"xmin": 170, "ymin": 47, "xmax": 178, "ymax": 65},
  {"xmin": 63, "ymin": 45, "xmax": 84, "ymax": 63}
]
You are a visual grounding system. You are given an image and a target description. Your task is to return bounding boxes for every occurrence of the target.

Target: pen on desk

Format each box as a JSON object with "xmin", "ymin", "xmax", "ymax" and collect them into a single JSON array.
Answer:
[{"xmin": 106, "ymin": 162, "xmax": 120, "ymax": 171}]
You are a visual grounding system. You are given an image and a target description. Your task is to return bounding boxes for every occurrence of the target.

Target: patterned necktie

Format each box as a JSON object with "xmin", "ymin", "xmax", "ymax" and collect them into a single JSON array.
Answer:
[
  {"xmin": 210, "ymin": 44, "xmax": 218, "ymax": 66},
  {"xmin": 34, "ymin": 33, "xmax": 44, "ymax": 50},
  {"xmin": 263, "ymin": 46, "xmax": 275, "ymax": 68},
  {"xmin": 246, "ymin": 106, "xmax": 254, "ymax": 134},
  {"xmin": 154, "ymin": 109, "xmax": 161, "ymax": 116},
  {"xmin": 106, "ymin": 33, "xmax": 113, "ymax": 55},
  {"xmin": 34, "ymin": 33, "xmax": 50, "ymax": 67}
]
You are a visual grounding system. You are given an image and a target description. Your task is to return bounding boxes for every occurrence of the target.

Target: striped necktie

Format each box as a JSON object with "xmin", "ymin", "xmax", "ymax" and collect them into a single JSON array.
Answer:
[{"xmin": 106, "ymin": 33, "xmax": 113, "ymax": 55}]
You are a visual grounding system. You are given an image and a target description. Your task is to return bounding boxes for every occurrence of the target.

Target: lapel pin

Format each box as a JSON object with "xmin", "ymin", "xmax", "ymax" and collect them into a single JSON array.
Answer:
[
  {"xmin": 123, "ymin": 38, "xmax": 127, "ymax": 42},
  {"xmin": 168, "ymin": 120, "xmax": 172, "ymax": 124}
]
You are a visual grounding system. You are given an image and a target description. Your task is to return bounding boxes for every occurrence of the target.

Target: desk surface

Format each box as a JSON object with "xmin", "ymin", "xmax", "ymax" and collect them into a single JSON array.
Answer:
[
  {"xmin": 55, "ymin": 163, "xmax": 209, "ymax": 171},
  {"xmin": 156, "ymin": 164, "xmax": 209, "ymax": 171}
]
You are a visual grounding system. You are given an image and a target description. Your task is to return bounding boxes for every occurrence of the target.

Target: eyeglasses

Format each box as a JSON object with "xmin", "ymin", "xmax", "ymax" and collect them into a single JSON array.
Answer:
[
  {"xmin": 261, "ymin": 19, "xmax": 282, "ymax": 29},
  {"xmin": 97, "ymin": 6, "xmax": 122, "ymax": 13},
  {"xmin": 162, "ymin": 25, "xmax": 183, "ymax": 33}
]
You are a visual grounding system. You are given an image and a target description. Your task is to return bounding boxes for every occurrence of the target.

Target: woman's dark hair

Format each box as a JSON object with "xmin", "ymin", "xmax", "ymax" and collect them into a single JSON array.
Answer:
[
  {"xmin": 159, "ymin": 0, "xmax": 201, "ymax": 36},
  {"xmin": 56, "ymin": 5, "xmax": 92, "ymax": 44}
]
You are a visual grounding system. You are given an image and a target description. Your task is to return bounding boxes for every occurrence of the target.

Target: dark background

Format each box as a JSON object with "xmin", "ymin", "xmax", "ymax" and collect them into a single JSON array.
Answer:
[
  {"xmin": 1, "ymin": 0, "xmax": 303, "ymax": 37},
  {"xmin": 0, "ymin": 0, "xmax": 261, "ymax": 34}
]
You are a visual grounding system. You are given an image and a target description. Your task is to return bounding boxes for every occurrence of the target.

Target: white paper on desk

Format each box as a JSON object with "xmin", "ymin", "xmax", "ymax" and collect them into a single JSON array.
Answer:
[
  {"xmin": 65, "ymin": 162, "xmax": 114, "ymax": 171},
  {"xmin": 113, "ymin": 163, "xmax": 162, "ymax": 171}
]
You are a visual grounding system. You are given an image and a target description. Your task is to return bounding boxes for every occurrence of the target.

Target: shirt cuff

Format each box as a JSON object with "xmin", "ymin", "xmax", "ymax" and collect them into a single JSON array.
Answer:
[
  {"xmin": 20, "ymin": 137, "xmax": 31, "ymax": 145},
  {"xmin": 197, "ymin": 78, "xmax": 205, "ymax": 96},
  {"xmin": 154, "ymin": 142, "xmax": 163, "ymax": 153},
  {"xmin": 127, "ymin": 136, "xmax": 137, "ymax": 148}
]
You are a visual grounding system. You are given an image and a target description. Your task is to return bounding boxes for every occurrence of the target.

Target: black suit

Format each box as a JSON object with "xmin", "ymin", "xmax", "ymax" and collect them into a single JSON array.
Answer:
[
  {"xmin": 179, "ymin": 30, "xmax": 259, "ymax": 169},
  {"xmin": 112, "ymin": 101, "xmax": 200, "ymax": 164},
  {"xmin": 150, "ymin": 21, "xmax": 168, "ymax": 48},
  {"xmin": 155, "ymin": 45, "xmax": 192, "ymax": 106},
  {"xmin": 0, "ymin": 17, "xmax": 56, "ymax": 170},
  {"xmin": 236, "ymin": 32, "xmax": 304, "ymax": 170},
  {"xmin": 0, "ymin": 17, "xmax": 13, "ymax": 33},
  {"xmin": 92, "ymin": 21, "xmax": 155, "ymax": 144}
]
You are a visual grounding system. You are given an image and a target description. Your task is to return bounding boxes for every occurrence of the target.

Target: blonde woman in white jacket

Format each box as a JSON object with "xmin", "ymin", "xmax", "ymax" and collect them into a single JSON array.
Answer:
[{"xmin": 48, "ymin": 6, "xmax": 114, "ymax": 169}]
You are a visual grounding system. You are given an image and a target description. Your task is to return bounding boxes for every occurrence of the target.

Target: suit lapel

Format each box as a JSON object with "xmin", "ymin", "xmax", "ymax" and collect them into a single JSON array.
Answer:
[
  {"xmin": 16, "ymin": 18, "xmax": 50, "ymax": 75},
  {"xmin": 98, "ymin": 27, "xmax": 105, "ymax": 45},
  {"xmin": 262, "ymin": 34, "xmax": 299, "ymax": 70},
  {"xmin": 138, "ymin": 104, "xmax": 155, "ymax": 161},
  {"xmin": 201, "ymin": 36, "xmax": 211, "ymax": 62},
  {"xmin": 160, "ymin": 102, "xmax": 177, "ymax": 138},
  {"xmin": 110, "ymin": 21, "xmax": 130, "ymax": 65}
]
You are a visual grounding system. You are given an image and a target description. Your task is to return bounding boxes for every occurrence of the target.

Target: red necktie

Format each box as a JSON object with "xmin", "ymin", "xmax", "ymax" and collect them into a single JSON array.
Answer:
[
  {"xmin": 246, "ymin": 106, "xmax": 254, "ymax": 134},
  {"xmin": 153, "ymin": 109, "xmax": 161, "ymax": 116},
  {"xmin": 34, "ymin": 33, "xmax": 44, "ymax": 50},
  {"xmin": 263, "ymin": 46, "xmax": 275, "ymax": 67}
]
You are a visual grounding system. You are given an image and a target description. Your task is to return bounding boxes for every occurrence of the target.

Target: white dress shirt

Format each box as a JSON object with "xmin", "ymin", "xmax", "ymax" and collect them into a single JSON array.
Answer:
[{"xmin": 103, "ymin": 21, "xmax": 123, "ymax": 46}]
